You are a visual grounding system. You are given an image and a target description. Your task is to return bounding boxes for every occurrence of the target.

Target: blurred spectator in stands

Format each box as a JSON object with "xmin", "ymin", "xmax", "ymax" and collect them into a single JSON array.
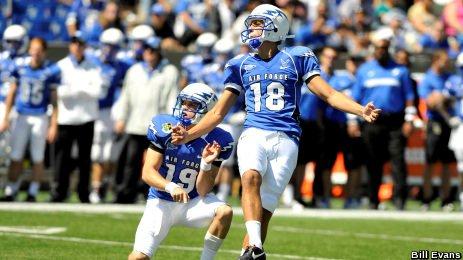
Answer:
[
  {"xmin": 408, "ymin": 0, "xmax": 438, "ymax": 36},
  {"xmin": 442, "ymin": 0, "xmax": 463, "ymax": 47},
  {"xmin": 88, "ymin": 28, "xmax": 130, "ymax": 204},
  {"xmin": 230, "ymin": 0, "xmax": 262, "ymax": 46},
  {"xmin": 50, "ymin": 32, "xmax": 103, "ymax": 203},
  {"xmin": 419, "ymin": 50, "xmax": 457, "ymax": 211},
  {"xmin": 113, "ymin": 36, "xmax": 179, "ymax": 203},
  {"xmin": 381, "ymin": 9, "xmax": 410, "ymax": 52},
  {"xmin": 328, "ymin": 23, "xmax": 356, "ymax": 54},
  {"xmin": 294, "ymin": 2, "xmax": 337, "ymax": 51},
  {"xmin": 179, "ymin": 32, "xmax": 217, "ymax": 89},
  {"xmin": 66, "ymin": 0, "xmax": 106, "ymax": 37},
  {"xmin": 290, "ymin": 1, "xmax": 308, "ymax": 37},
  {"xmin": 217, "ymin": 0, "xmax": 236, "ymax": 39},
  {"xmin": 149, "ymin": 3, "xmax": 185, "ymax": 52},
  {"xmin": 350, "ymin": 8, "xmax": 373, "ymax": 56},
  {"xmin": 0, "ymin": 38, "xmax": 59, "ymax": 202},
  {"xmin": 352, "ymin": 37, "xmax": 415, "ymax": 210},
  {"xmin": 418, "ymin": 21, "xmax": 460, "ymax": 57},
  {"xmin": 173, "ymin": 0, "xmax": 221, "ymax": 47},
  {"xmin": 446, "ymin": 52, "xmax": 463, "ymax": 211},
  {"xmin": 81, "ymin": 1, "xmax": 125, "ymax": 47}
]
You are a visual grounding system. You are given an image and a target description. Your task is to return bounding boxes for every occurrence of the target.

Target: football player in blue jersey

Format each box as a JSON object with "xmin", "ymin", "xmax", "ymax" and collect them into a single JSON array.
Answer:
[
  {"xmin": 0, "ymin": 38, "xmax": 60, "ymax": 202},
  {"xmin": 418, "ymin": 50, "xmax": 456, "ymax": 211},
  {"xmin": 0, "ymin": 24, "xmax": 28, "ymax": 172},
  {"xmin": 0, "ymin": 25, "xmax": 28, "ymax": 123},
  {"xmin": 128, "ymin": 83, "xmax": 234, "ymax": 260},
  {"xmin": 88, "ymin": 28, "xmax": 130, "ymax": 203},
  {"xmin": 171, "ymin": 4, "xmax": 380, "ymax": 259}
]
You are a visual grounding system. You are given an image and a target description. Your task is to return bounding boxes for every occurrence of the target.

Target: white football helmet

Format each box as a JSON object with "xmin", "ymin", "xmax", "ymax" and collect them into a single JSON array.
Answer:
[
  {"xmin": 100, "ymin": 28, "xmax": 124, "ymax": 46},
  {"xmin": 129, "ymin": 24, "xmax": 155, "ymax": 41},
  {"xmin": 213, "ymin": 38, "xmax": 235, "ymax": 54},
  {"xmin": 3, "ymin": 24, "xmax": 27, "ymax": 41},
  {"xmin": 3, "ymin": 24, "xmax": 27, "ymax": 56},
  {"xmin": 196, "ymin": 32, "xmax": 218, "ymax": 48},
  {"xmin": 173, "ymin": 83, "xmax": 218, "ymax": 125},
  {"xmin": 241, "ymin": 4, "xmax": 292, "ymax": 49}
]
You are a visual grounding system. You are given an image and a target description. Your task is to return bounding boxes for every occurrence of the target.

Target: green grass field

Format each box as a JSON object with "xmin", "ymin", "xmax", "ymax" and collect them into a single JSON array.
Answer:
[{"xmin": 0, "ymin": 204, "xmax": 462, "ymax": 260}]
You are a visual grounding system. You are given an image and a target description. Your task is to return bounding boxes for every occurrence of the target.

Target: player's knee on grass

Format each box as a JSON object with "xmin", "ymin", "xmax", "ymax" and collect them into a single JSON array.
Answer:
[
  {"xmin": 128, "ymin": 251, "xmax": 150, "ymax": 260},
  {"xmin": 215, "ymin": 204, "xmax": 233, "ymax": 225}
]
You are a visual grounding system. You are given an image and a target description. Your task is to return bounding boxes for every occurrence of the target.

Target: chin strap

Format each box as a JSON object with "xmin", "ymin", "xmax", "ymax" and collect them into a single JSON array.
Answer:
[{"xmin": 248, "ymin": 38, "xmax": 263, "ymax": 50}]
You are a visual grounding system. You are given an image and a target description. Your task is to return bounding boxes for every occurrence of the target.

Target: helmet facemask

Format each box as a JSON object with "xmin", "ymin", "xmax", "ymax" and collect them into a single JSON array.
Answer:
[
  {"xmin": 172, "ymin": 95, "xmax": 208, "ymax": 126},
  {"xmin": 241, "ymin": 16, "xmax": 276, "ymax": 50}
]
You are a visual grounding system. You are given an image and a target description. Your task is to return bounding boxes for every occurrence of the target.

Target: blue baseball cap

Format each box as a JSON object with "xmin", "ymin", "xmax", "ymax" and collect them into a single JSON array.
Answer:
[
  {"xmin": 70, "ymin": 30, "xmax": 86, "ymax": 44},
  {"xmin": 151, "ymin": 3, "xmax": 166, "ymax": 15},
  {"xmin": 144, "ymin": 36, "xmax": 161, "ymax": 50}
]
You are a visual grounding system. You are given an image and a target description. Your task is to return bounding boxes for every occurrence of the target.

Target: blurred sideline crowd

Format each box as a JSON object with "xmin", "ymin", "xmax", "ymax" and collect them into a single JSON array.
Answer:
[{"xmin": 0, "ymin": 0, "xmax": 462, "ymax": 212}]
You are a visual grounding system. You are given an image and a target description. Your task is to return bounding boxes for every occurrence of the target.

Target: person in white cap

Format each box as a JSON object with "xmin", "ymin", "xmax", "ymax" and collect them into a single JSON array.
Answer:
[{"xmin": 50, "ymin": 31, "xmax": 104, "ymax": 203}]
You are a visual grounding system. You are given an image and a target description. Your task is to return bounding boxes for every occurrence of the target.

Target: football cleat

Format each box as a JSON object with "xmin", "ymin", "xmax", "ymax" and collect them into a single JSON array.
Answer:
[{"xmin": 239, "ymin": 246, "xmax": 266, "ymax": 260}]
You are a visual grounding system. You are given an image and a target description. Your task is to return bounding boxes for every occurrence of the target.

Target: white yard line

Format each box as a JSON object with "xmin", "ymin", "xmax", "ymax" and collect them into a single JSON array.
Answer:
[
  {"xmin": 0, "ymin": 231, "xmax": 337, "ymax": 260},
  {"xmin": 1, "ymin": 203, "xmax": 463, "ymax": 221},
  {"xmin": 271, "ymin": 226, "xmax": 463, "ymax": 246},
  {"xmin": 0, "ymin": 226, "xmax": 66, "ymax": 234}
]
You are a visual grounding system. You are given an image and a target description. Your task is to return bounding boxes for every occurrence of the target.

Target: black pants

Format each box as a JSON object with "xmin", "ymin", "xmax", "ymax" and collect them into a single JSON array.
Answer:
[
  {"xmin": 114, "ymin": 134, "xmax": 149, "ymax": 203},
  {"xmin": 52, "ymin": 121, "xmax": 94, "ymax": 202},
  {"xmin": 362, "ymin": 113, "xmax": 408, "ymax": 207}
]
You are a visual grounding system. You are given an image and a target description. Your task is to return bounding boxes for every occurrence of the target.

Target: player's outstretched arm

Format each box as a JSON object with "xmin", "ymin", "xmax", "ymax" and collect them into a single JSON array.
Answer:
[
  {"xmin": 196, "ymin": 141, "xmax": 221, "ymax": 197},
  {"xmin": 307, "ymin": 75, "xmax": 381, "ymax": 123},
  {"xmin": 142, "ymin": 148, "xmax": 190, "ymax": 203},
  {"xmin": 171, "ymin": 89, "xmax": 238, "ymax": 144}
]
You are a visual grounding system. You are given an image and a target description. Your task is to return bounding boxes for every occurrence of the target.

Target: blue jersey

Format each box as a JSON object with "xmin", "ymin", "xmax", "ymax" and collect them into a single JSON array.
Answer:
[
  {"xmin": 0, "ymin": 52, "xmax": 19, "ymax": 102},
  {"xmin": 146, "ymin": 114, "xmax": 234, "ymax": 201},
  {"xmin": 418, "ymin": 69, "xmax": 452, "ymax": 121},
  {"xmin": 445, "ymin": 74, "xmax": 463, "ymax": 120},
  {"xmin": 88, "ymin": 54, "xmax": 130, "ymax": 109},
  {"xmin": 352, "ymin": 60, "xmax": 415, "ymax": 113},
  {"xmin": 223, "ymin": 47, "xmax": 321, "ymax": 142},
  {"xmin": 12, "ymin": 60, "xmax": 60, "ymax": 115},
  {"xmin": 201, "ymin": 63, "xmax": 245, "ymax": 123},
  {"xmin": 324, "ymin": 70, "xmax": 356, "ymax": 123}
]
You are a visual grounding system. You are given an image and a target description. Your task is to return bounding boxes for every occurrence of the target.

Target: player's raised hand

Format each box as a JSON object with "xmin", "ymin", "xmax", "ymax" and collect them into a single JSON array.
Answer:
[
  {"xmin": 202, "ymin": 141, "xmax": 221, "ymax": 164},
  {"xmin": 362, "ymin": 102, "xmax": 381, "ymax": 123},
  {"xmin": 171, "ymin": 124, "xmax": 188, "ymax": 145}
]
